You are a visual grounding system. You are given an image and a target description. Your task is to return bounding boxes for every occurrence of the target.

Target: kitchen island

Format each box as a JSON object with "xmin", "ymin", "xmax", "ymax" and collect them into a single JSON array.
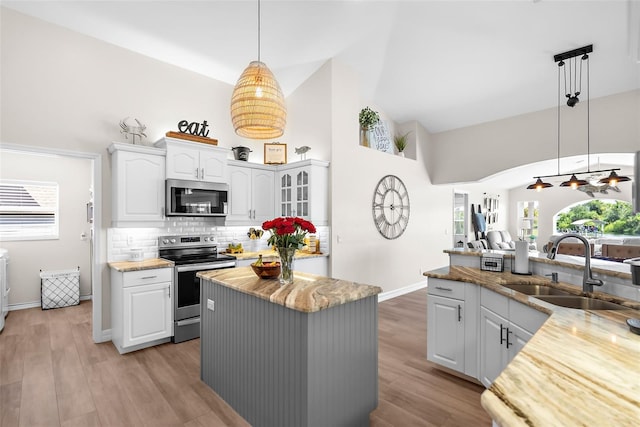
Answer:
[{"xmin": 197, "ymin": 267, "xmax": 382, "ymax": 427}]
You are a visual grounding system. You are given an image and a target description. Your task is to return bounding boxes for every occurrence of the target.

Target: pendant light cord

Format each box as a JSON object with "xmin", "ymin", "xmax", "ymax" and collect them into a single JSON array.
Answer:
[
  {"xmin": 257, "ymin": 0, "xmax": 261, "ymax": 62},
  {"xmin": 586, "ymin": 54, "xmax": 590, "ymax": 172},
  {"xmin": 557, "ymin": 62, "xmax": 561, "ymax": 175}
]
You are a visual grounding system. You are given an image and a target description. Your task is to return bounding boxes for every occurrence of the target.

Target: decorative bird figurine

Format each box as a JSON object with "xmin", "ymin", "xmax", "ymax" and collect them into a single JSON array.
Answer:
[
  {"xmin": 295, "ymin": 146, "xmax": 311, "ymax": 160},
  {"xmin": 119, "ymin": 117, "xmax": 147, "ymax": 145}
]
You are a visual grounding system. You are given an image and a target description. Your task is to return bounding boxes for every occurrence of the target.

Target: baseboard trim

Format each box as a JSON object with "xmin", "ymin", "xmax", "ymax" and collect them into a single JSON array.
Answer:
[
  {"xmin": 378, "ymin": 280, "xmax": 428, "ymax": 302},
  {"xmin": 8, "ymin": 294, "xmax": 92, "ymax": 311},
  {"xmin": 99, "ymin": 329, "xmax": 112, "ymax": 343}
]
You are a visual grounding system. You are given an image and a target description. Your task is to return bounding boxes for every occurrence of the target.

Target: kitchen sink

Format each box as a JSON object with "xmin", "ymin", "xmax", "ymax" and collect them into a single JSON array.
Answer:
[
  {"xmin": 501, "ymin": 284, "xmax": 573, "ymax": 296},
  {"xmin": 534, "ymin": 295, "xmax": 628, "ymax": 310}
]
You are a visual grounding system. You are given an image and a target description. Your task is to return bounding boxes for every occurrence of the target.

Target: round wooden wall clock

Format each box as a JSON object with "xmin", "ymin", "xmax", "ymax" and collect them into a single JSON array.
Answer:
[{"xmin": 372, "ymin": 175, "xmax": 410, "ymax": 239}]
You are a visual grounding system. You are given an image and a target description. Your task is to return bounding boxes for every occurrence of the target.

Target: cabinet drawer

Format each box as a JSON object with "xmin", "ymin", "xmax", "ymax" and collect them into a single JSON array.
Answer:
[
  {"xmin": 123, "ymin": 268, "xmax": 172, "ymax": 287},
  {"xmin": 480, "ymin": 287, "xmax": 509, "ymax": 318},
  {"xmin": 428, "ymin": 278, "xmax": 465, "ymax": 300}
]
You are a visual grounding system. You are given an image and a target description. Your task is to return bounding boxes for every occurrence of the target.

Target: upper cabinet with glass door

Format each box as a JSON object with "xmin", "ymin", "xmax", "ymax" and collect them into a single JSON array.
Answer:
[{"xmin": 277, "ymin": 160, "xmax": 329, "ymax": 225}]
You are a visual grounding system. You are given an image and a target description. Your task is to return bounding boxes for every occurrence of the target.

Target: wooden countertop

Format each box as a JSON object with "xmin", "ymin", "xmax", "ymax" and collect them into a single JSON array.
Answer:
[
  {"xmin": 108, "ymin": 258, "xmax": 174, "ymax": 272},
  {"xmin": 424, "ymin": 266, "xmax": 640, "ymax": 426},
  {"xmin": 197, "ymin": 266, "xmax": 381, "ymax": 313}
]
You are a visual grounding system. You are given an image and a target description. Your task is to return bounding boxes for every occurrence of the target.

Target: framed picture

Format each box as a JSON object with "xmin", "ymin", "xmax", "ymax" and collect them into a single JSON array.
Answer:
[
  {"xmin": 371, "ymin": 121, "xmax": 394, "ymax": 154},
  {"xmin": 264, "ymin": 142, "xmax": 287, "ymax": 165}
]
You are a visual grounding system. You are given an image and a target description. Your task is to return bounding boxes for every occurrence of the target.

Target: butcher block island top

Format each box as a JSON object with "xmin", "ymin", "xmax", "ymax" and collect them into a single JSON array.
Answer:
[
  {"xmin": 425, "ymin": 265, "xmax": 640, "ymax": 426},
  {"xmin": 197, "ymin": 266, "xmax": 382, "ymax": 313}
]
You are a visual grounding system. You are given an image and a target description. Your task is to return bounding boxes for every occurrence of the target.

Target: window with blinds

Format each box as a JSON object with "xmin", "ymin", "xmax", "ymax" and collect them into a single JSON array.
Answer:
[{"xmin": 0, "ymin": 180, "xmax": 59, "ymax": 240}]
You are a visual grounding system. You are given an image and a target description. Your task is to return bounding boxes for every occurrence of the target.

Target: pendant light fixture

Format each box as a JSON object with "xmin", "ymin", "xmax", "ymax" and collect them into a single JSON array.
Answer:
[
  {"xmin": 526, "ymin": 44, "xmax": 631, "ymax": 191},
  {"xmin": 230, "ymin": 0, "xmax": 286, "ymax": 139}
]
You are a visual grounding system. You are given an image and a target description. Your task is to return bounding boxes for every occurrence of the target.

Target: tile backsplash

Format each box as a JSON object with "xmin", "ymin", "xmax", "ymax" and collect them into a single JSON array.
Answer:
[{"xmin": 107, "ymin": 217, "xmax": 330, "ymax": 262}]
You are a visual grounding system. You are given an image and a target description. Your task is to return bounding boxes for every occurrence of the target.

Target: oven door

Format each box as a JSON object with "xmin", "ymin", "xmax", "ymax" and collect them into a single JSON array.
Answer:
[{"xmin": 174, "ymin": 261, "xmax": 236, "ymax": 321}]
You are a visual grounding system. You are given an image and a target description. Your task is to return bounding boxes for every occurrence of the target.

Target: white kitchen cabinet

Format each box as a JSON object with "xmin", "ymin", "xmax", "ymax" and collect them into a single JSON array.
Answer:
[
  {"xmin": 427, "ymin": 278, "xmax": 479, "ymax": 378},
  {"xmin": 277, "ymin": 160, "xmax": 329, "ymax": 225},
  {"xmin": 156, "ymin": 137, "xmax": 228, "ymax": 183},
  {"xmin": 108, "ymin": 143, "xmax": 166, "ymax": 227},
  {"xmin": 478, "ymin": 287, "xmax": 548, "ymax": 387},
  {"xmin": 227, "ymin": 161, "xmax": 275, "ymax": 224},
  {"xmin": 428, "ymin": 294, "xmax": 465, "ymax": 372},
  {"xmin": 111, "ymin": 267, "xmax": 173, "ymax": 354}
]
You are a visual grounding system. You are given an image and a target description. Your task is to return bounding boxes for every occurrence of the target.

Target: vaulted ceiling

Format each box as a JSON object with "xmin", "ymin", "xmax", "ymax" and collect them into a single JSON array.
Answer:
[{"xmin": 3, "ymin": 1, "xmax": 639, "ymax": 188}]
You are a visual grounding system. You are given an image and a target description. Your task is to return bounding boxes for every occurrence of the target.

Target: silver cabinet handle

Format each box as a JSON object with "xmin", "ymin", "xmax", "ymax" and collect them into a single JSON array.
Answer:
[
  {"xmin": 140, "ymin": 276, "xmax": 157, "ymax": 280},
  {"xmin": 195, "ymin": 168, "xmax": 199, "ymax": 179},
  {"xmin": 434, "ymin": 286, "xmax": 453, "ymax": 291},
  {"xmin": 201, "ymin": 168, "xmax": 205, "ymax": 180}
]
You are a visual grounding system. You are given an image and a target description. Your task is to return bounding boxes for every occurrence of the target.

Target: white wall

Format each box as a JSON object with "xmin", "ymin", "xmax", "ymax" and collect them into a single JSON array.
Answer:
[
  {"xmin": 0, "ymin": 151, "xmax": 92, "ymax": 305},
  {"xmin": 430, "ymin": 90, "xmax": 640, "ymax": 185}
]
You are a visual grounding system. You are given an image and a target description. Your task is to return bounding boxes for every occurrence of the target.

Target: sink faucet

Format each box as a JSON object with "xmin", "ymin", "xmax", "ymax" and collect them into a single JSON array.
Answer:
[{"xmin": 546, "ymin": 233, "xmax": 604, "ymax": 293}]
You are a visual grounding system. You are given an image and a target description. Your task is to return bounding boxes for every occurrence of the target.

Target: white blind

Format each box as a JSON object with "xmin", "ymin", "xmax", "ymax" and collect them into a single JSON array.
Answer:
[{"xmin": 0, "ymin": 180, "xmax": 59, "ymax": 240}]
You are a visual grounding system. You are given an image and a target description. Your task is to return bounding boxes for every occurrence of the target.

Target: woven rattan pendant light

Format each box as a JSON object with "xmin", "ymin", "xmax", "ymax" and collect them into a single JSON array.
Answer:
[{"xmin": 230, "ymin": 0, "xmax": 286, "ymax": 139}]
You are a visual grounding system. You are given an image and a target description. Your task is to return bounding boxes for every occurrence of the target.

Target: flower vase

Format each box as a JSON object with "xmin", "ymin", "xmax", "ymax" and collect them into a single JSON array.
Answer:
[
  {"xmin": 276, "ymin": 246, "xmax": 296, "ymax": 285},
  {"xmin": 360, "ymin": 126, "xmax": 371, "ymax": 147}
]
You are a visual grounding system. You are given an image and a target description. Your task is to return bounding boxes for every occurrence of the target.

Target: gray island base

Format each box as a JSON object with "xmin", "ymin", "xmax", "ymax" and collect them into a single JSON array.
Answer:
[{"xmin": 198, "ymin": 267, "xmax": 382, "ymax": 427}]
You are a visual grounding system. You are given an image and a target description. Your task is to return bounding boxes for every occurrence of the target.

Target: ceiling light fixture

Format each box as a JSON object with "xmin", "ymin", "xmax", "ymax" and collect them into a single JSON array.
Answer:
[
  {"xmin": 527, "ymin": 44, "xmax": 631, "ymax": 190},
  {"xmin": 230, "ymin": 0, "xmax": 286, "ymax": 139}
]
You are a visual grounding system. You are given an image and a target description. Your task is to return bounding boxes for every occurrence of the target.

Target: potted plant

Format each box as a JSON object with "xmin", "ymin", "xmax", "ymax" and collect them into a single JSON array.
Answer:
[
  {"xmin": 394, "ymin": 131, "xmax": 411, "ymax": 157},
  {"xmin": 359, "ymin": 107, "xmax": 379, "ymax": 148}
]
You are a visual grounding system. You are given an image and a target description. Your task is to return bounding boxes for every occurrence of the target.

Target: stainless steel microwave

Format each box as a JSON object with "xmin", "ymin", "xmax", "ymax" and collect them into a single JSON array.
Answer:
[{"xmin": 166, "ymin": 179, "xmax": 228, "ymax": 217}]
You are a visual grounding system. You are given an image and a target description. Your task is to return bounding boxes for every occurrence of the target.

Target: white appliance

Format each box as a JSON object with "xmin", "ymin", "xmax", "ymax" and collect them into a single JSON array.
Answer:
[{"xmin": 0, "ymin": 248, "xmax": 9, "ymax": 332}]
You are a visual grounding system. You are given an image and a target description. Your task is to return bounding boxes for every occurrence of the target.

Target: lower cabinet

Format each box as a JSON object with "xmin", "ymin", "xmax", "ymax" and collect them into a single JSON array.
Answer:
[
  {"xmin": 427, "ymin": 278, "xmax": 479, "ymax": 378},
  {"xmin": 427, "ymin": 279, "xmax": 549, "ymax": 387},
  {"xmin": 111, "ymin": 267, "xmax": 173, "ymax": 354},
  {"xmin": 479, "ymin": 287, "xmax": 548, "ymax": 387}
]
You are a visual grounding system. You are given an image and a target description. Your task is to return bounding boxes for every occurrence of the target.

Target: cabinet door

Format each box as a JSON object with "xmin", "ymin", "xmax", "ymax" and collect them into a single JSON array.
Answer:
[
  {"xmin": 279, "ymin": 172, "xmax": 294, "ymax": 217},
  {"xmin": 227, "ymin": 166, "xmax": 252, "ymax": 221},
  {"xmin": 114, "ymin": 150, "xmax": 165, "ymax": 222},
  {"xmin": 427, "ymin": 295, "xmax": 465, "ymax": 373},
  {"xmin": 252, "ymin": 169, "xmax": 275, "ymax": 222},
  {"xmin": 295, "ymin": 169, "xmax": 310, "ymax": 218},
  {"xmin": 507, "ymin": 322, "xmax": 534, "ymax": 363},
  {"xmin": 166, "ymin": 145, "xmax": 200, "ymax": 180},
  {"xmin": 123, "ymin": 282, "xmax": 172, "ymax": 348},
  {"xmin": 200, "ymin": 149, "xmax": 227, "ymax": 182},
  {"xmin": 479, "ymin": 306, "xmax": 509, "ymax": 387}
]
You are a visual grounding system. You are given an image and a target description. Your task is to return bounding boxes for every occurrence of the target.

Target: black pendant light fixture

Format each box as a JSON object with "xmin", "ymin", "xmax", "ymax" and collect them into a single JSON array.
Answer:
[
  {"xmin": 527, "ymin": 44, "xmax": 631, "ymax": 190},
  {"xmin": 598, "ymin": 170, "xmax": 631, "ymax": 186}
]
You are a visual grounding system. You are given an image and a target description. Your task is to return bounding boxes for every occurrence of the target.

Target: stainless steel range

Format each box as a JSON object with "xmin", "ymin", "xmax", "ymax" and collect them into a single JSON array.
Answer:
[{"xmin": 159, "ymin": 234, "xmax": 236, "ymax": 343}]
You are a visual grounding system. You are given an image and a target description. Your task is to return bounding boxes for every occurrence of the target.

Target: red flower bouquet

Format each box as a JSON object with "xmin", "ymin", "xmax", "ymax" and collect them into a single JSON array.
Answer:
[
  {"xmin": 261, "ymin": 217, "xmax": 316, "ymax": 284},
  {"xmin": 262, "ymin": 217, "xmax": 316, "ymax": 249}
]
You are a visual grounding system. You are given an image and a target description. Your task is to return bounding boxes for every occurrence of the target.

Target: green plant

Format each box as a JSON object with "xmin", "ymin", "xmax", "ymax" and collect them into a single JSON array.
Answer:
[
  {"xmin": 393, "ymin": 131, "xmax": 411, "ymax": 152},
  {"xmin": 359, "ymin": 107, "xmax": 380, "ymax": 129}
]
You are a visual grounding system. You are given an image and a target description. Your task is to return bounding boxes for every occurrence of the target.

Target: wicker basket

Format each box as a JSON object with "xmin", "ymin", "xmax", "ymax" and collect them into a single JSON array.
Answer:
[{"xmin": 251, "ymin": 262, "xmax": 281, "ymax": 279}]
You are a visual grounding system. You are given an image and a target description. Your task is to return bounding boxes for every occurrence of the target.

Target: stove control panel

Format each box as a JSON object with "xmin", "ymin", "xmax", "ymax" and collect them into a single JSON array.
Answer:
[{"xmin": 159, "ymin": 235, "xmax": 217, "ymax": 248}]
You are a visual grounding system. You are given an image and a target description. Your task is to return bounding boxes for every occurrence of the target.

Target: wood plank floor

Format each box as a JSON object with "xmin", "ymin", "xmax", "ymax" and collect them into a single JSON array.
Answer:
[{"xmin": 0, "ymin": 290, "xmax": 490, "ymax": 426}]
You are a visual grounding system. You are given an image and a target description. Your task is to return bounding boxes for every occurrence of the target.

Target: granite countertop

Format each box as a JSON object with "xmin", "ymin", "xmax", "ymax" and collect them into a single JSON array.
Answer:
[
  {"xmin": 108, "ymin": 258, "xmax": 174, "ymax": 272},
  {"xmin": 223, "ymin": 249, "xmax": 329, "ymax": 261},
  {"xmin": 424, "ymin": 265, "xmax": 640, "ymax": 426},
  {"xmin": 197, "ymin": 266, "xmax": 381, "ymax": 313}
]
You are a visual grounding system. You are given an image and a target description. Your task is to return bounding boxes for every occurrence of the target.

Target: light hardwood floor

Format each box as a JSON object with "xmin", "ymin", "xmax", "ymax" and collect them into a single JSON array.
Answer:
[{"xmin": 0, "ymin": 289, "xmax": 490, "ymax": 426}]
